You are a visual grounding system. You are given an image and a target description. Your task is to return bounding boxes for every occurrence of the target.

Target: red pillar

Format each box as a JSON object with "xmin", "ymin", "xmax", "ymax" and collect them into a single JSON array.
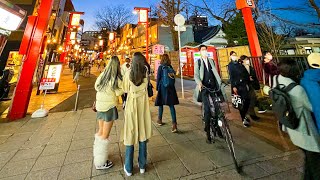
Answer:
[
  {"xmin": 236, "ymin": 0, "xmax": 262, "ymax": 57},
  {"xmin": 59, "ymin": 13, "xmax": 74, "ymax": 63},
  {"xmin": 241, "ymin": 8, "xmax": 262, "ymax": 57},
  {"xmin": 8, "ymin": 0, "xmax": 54, "ymax": 120}
]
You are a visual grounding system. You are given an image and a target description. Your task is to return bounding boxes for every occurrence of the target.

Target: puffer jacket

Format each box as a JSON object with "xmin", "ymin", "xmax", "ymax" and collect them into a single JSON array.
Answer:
[
  {"xmin": 301, "ymin": 69, "xmax": 320, "ymax": 133},
  {"xmin": 94, "ymin": 73, "xmax": 123, "ymax": 112}
]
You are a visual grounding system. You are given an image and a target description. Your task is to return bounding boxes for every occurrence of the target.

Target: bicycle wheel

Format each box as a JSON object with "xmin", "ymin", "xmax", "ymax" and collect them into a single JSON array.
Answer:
[{"xmin": 223, "ymin": 121, "xmax": 240, "ymax": 173}]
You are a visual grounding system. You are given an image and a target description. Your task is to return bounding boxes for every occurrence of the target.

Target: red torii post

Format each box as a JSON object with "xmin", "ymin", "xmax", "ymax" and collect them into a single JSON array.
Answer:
[
  {"xmin": 8, "ymin": 0, "xmax": 54, "ymax": 120},
  {"xmin": 236, "ymin": 0, "xmax": 262, "ymax": 57}
]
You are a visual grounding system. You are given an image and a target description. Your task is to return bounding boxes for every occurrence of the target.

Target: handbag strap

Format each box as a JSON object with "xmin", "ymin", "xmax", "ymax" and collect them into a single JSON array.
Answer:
[{"xmin": 145, "ymin": 65, "xmax": 150, "ymax": 83}]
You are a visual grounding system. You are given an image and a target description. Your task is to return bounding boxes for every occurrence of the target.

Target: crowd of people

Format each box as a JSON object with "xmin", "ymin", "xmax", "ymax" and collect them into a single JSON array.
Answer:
[{"xmin": 91, "ymin": 45, "xmax": 320, "ymax": 179}]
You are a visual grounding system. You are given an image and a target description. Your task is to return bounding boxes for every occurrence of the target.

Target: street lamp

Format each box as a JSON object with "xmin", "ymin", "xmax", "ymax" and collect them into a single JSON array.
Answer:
[{"xmin": 133, "ymin": 7, "xmax": 150, "ymax": 62}]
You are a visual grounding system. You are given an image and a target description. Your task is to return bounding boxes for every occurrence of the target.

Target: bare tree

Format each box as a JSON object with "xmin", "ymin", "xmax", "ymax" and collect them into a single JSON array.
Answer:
[
  {"xmin": 257, "ymin": 23, "xmax": 285, "ymax": 57},
  {"xmin": 157, "ymin": 0, "xmax": 186, "ymax": 51},
  {"xmin": 95, "ymin": 4, "xmax": 133, "ymax": 32},
  {"xmin": 308, "ymin": 0, "xmax": 320, "ymax": 18}
]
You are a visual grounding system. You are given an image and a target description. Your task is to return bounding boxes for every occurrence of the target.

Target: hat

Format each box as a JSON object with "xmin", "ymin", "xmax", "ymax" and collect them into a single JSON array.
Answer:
[{"xmin": 307, "ymin": 53, "xmax": 320, "ymax": 69}]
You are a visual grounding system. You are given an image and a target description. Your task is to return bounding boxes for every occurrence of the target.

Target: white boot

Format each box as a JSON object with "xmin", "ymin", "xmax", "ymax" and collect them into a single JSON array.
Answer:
[
  {"xmin": 94, "ymin": 138, "xmax": 110, "ymax": 168},
  {"xmin": 93, "ymin": 134, "xmax": 102, "ymax": 157}
]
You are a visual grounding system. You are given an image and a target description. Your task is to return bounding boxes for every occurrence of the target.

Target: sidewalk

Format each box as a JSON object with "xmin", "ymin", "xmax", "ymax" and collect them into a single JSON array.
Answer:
[
  {"xmin": 0, "ymin": 98, "xmax": 304, "ymax": 180},
  {"xmin": 1, "ymin": 66, "xmax": 100, "ymax": 121}
]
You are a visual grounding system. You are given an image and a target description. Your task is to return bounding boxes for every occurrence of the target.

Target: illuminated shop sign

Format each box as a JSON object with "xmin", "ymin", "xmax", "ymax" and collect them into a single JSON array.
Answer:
[
  {"xmin": 0, "ymin": 0, "xmax": 26, "ymax": 31},
  {"xmin": 47, "ymin": 64, "xmax": 62, "ymax": 83},
  {"xmin": 71, "ymin": 14, "xmax": 81, "ymax": 26}
]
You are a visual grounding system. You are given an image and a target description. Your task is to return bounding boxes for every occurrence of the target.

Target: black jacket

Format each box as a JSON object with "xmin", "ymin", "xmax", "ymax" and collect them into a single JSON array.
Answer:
[{"xmin": 228, "ymin": 61, "xmax": 250, "ymax": 98}]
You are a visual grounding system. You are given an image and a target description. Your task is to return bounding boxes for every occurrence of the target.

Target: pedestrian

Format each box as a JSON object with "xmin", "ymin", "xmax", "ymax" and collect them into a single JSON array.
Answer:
[
  {"xmin": 121, "ymin": 58, "xmax": 131, "ymax": 109},
  {"xmin": 155, "ymin": 54, "xmax": 179, "ymax": 133},
  {"xmin": 273, "ymin": 59, "xmax": 320, "ymax": 180},
  {"xmin": 73, "ymin": 59, "xmax": 81, "ymax": 83},
  {"xmin": 263, "ymin": 51, "xmax": 279, "ymax": 87},
  {"xmin": 194, "ymin": 44, "xmax": 227, "ymax": 143},
  {"xmin": 301, "ymin": 53, "xmax": 320, "ymax": 133},
  {"xmin": 122, "ymin": 52, "xmax": 152, "ymax": 176},
  {"xmin": 93, "ymin": 56, "xmax": 123, "ymax": 170},
  {"xmin": 239, "ymin": 55, "xmax": 260, "ymax": 121},
  {"xmin": 228, "ymin": 52, "xmax": 251, "ymax": 127}
]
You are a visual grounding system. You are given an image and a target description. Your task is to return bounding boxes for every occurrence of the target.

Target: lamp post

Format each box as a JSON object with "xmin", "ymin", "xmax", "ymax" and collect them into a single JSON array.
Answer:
[{"xmin": 133, "ymin": 7, "xmax": 150, "ymax": 62}]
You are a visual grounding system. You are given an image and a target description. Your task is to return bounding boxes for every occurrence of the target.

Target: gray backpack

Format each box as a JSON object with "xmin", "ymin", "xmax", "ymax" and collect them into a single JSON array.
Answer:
[{"xmin": 269, "ymin": 75, "xmax": 299, "ymax": 129}]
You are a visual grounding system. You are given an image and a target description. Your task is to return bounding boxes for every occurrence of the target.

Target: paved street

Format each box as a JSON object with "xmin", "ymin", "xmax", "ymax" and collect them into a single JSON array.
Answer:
[{"xmin": 0, "ymin": 97, "xmax": 305, "ymax": 180}]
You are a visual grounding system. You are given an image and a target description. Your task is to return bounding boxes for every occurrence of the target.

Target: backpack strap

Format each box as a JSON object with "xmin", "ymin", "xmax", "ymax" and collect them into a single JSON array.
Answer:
[
  {"xmin": 198, "ymin": 59, "xmax": 201, "ymax": 71},
  {"xmin": 275, "ymin": 75, "xmax": 280, "ymax": 87},
  {"xmin": 284, "ymin": 82, "xmax": 297, "ymax": 93}
]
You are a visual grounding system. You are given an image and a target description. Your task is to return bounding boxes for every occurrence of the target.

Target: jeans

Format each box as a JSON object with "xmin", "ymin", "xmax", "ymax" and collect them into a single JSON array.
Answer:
[
  {"xmin": 239, "ymin": 98, "xmax": 250, "ymax": 121},
  {"xmin": 158, "ymin": 105, "xmax": 177, "ymax": 124},
  {"xmin": 201, "ymin": 90, "xmax": 218, "ymax": 133},
  {"xmin": 73, "ymin": 72, "xmax": 80, "ymax": 82},
  {"xmin": 125, "ymin": 141, "xmax": 147, "ymax": 173}
]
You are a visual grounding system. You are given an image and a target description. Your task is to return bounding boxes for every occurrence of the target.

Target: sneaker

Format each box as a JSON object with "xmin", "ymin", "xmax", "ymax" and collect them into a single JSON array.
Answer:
[
  {"xmin": 171, "ymin": 124, "xmax": 177, "ymax": 133},
  {"xmin": 257, "ymin": 109, "xmax": 267, "ymax": 114},
  {"xmin": 96, "ymin": 160, "xmax": 113, "ymax": 170},
  {"xmin": 243, "ymin": 118, "xmax": 250, "ymax": 127},
  {"xmin": 124, "ymin": 165, "xmax": 132, "ymax": 176},
  {"xmin": 140, "ymin": 168, "xmax": 145, "ymax": 174},
  {"xmin": 157, "ymin": 120, "xmax": 164, "ymax": 126}
]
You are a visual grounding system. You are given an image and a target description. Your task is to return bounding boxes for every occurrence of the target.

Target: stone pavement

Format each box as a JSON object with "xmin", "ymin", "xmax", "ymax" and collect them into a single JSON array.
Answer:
[{"xmin": 0, "ymin": 98, "xmax": 305, "ymax": 180}]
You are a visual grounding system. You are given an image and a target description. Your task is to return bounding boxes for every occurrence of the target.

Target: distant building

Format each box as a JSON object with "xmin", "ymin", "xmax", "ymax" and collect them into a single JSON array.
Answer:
[
  {"xmin": 188, "ymin": 15, "xmax": 208, "ymax": 31},
  {"xmin": 194, "ymin": 26, "xmax": 228, "ymax": 48},
  {"xmin": 280, "ymin": 34, "xmax": 320, "ymax": 55}
]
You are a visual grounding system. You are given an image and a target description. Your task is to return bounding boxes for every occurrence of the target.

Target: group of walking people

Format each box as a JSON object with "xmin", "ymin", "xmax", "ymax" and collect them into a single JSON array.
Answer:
[
  {"xmin": 92, "ymin": 44, "xmax": 320, "ymax": 179},
  {"xmin": 92, "ymin": 52, "xmax": 179, "ymax": 176}
]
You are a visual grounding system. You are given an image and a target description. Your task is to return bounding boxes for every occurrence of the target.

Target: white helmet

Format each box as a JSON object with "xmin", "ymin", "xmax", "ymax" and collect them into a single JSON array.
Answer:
[{"xmin": 307, "ymin": 53, "xmax": 320, "ymax": 69}]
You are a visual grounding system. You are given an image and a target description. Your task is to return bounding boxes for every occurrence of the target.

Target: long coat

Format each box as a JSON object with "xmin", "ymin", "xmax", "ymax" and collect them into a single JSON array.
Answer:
[
  {"xmin": 273, "ymin": 75, "xmax": 320, "ymax": 153},
  {"xmin": 155, "ymin": 65, "xmax": 179, "ymax": 106},
  {"xmin": 193, "ymin": 58, "xmax": 227, "ymax": 102},
  {"xmin": 122, "ymin": 70, "xmax": 152, "ymax": 146}
]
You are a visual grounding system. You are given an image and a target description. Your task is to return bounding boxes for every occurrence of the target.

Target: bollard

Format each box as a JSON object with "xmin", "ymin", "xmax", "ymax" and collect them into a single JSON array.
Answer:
[{"xmin": 74, "ymin": 85, "xmax": 80, "ymax": 111}]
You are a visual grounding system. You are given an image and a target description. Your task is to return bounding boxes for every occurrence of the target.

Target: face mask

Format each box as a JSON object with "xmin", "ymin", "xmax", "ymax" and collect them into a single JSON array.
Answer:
[
  {"xmin": 200, "ymin": 50, "xmax": 208, "ymax": 57},
  {"xmin": 267, "ymin": 55, "xmax": 273, "ymax": 60},
  {"xmin": 231, "ymin": 56, "xmax": 238, "ymax": 61}
]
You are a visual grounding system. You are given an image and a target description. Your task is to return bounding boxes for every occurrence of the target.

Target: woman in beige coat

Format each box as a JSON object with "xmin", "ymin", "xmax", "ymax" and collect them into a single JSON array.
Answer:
[
  {"xmin": 122, "ymin": 52, "xmax": 152, "ymax": 176},
  {"xmin": 93, "ymin": 56, "xmax": 123, "ymax": 170}
]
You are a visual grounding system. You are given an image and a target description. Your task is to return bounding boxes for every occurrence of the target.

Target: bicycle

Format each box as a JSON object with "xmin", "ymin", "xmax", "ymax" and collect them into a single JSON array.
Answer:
[{"xmin": 201, "ymin": 84, "xmax": 240, "ymax": 173}]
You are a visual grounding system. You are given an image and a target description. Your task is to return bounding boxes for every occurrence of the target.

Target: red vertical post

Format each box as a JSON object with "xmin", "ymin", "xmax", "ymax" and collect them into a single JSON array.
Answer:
[
  {"xmin": 60, "ymin": 13, "xmax": 73, "ymax": 63},
  {"xmin": 241, "ymin": 8, "xmax": 262, "ymax": 57},
  {"xmin": 236, "ymin": 0, "xmax": 262, "ymax": 57},
  {"xmin": 8, "ymin": 0, "xmax": 54, "ymax": 120},
  {"xmin": 146, "ymin": 22, "xmax": 149, "ymax": 63}
]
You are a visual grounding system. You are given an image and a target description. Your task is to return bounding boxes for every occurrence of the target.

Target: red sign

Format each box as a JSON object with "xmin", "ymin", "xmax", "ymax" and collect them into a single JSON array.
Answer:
[{"xmin": 41, "ymin": 78, "xmax": 56, "ymax": 83}]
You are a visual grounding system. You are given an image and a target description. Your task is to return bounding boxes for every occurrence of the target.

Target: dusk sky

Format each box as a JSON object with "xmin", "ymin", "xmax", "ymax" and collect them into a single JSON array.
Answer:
[{"xmin": 73, "ymin": 0, "xmax": 320, "ymax": 31}]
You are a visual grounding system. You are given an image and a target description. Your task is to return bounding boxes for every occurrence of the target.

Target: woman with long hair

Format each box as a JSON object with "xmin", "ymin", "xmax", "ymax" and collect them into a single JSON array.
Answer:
[
  {"xmin": 121, "ymin": 58, "xmax": 131, "ymax": 109},
  {"xmin": 155, "ymin": 54, "xmax": 179, "ymax": 132},
  {"xmin": 122, "ymin": 52, "xmax": 152, "ymax": 176},
  {"xmin": 93, "ymin": 56, "xmax": 123, "ymax": 170}
]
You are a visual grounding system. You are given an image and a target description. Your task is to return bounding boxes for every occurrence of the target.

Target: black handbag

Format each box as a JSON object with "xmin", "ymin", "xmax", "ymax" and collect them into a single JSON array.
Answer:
[
  {"xmin": 147, "ymin": 82, "xmax": 153, "ymax": 97},
  {"xmin": 146, "ymin": 66, "xmax": 153, "ymax": 97}
]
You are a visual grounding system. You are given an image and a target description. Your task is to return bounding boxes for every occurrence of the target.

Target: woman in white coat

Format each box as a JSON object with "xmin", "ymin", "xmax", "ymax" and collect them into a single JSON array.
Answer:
[{"xmin": 93, "ymin": 56, "xmax": 123, "ymax": 170}]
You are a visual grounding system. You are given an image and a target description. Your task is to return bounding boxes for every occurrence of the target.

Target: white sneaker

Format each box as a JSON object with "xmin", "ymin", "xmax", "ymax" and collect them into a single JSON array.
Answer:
[
  {"xmin": 140, "ymin": 169, "xmax": 145, "ymax": 174},
  {"xmin": 124, "ymin": 165, "xmax": 132, "ymax": 176},
  {"xmin": 95, "ymin": 160, "xmax": 113, "ymax": 170},
  {"xmin": 243, "ymin": 118, "xmax": 250, "ymax": 127}
]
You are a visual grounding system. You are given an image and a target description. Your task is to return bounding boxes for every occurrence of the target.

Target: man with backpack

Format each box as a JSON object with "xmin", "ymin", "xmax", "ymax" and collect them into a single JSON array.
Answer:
[
  {"xmin": 193, "ymin": 45, "xmax": 227, "ymax": 143},
  {"xmin": 270, "ymin": 59, "xmax": 320, "ymax": 179}
]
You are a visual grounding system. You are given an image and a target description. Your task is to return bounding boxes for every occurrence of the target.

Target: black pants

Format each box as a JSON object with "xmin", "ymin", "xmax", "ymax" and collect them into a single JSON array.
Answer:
[
  {"xmin": 239, "ymin": 97, "xmax": 250, "ymax": 121},
  {"xmin": 303, "ymin": 149, "xmax": 320, "ymax": 180},
  {"xmin": 201, "ymin": 90, "xmax": 218, "ymax": 133},
  {"xmin": 248, "ymin": 86, "xmax": 257, "ymax": 116}
]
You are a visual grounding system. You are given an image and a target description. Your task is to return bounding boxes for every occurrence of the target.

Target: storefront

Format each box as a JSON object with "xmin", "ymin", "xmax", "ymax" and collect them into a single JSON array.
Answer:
[{"xmin": 0, "ymin": 0, "xmax": 26, "ymax": 79}]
